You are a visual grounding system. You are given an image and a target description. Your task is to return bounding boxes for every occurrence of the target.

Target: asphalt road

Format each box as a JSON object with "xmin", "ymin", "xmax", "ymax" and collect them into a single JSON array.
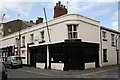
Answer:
[{"xmin": 7, "ymin": 65, "xmax": 119, "ymax": 79}]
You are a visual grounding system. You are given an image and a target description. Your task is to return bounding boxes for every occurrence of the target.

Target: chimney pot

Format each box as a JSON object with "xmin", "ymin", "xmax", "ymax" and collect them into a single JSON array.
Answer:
[
  {"xmin": 56, "ymin": 3, "xmax": 58, "ymax": 6},
  {"xmin": 36, "ymin": 17, "xmax": 43, "ymax": 24},
  {"xmin": 61, "ymin": 5, "xmax": 63, "ymax": 7},
  {"xmin": 37, "ymin": 17, "xmax": 39, "ymax": 20},
  {"xmin": 58, "ymin": 1, "xmax": 61, "ymax": 6}
]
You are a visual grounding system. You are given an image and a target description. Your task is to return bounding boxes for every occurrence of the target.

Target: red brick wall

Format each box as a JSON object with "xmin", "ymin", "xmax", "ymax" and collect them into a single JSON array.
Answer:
[{"xmin": 54, "ymin": 2, "xmax": 67, "ymax": 18}]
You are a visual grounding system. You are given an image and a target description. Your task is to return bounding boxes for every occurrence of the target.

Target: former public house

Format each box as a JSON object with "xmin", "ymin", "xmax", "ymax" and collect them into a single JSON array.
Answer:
[{"xmin": 0, "ymin": 1, "xmax": 120, "ymax": 71}]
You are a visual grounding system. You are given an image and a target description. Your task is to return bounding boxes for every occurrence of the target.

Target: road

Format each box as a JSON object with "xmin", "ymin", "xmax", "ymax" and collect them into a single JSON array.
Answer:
[{"xmin": 7, "ymin": 65, "xmax": 119, "ymax": 79}]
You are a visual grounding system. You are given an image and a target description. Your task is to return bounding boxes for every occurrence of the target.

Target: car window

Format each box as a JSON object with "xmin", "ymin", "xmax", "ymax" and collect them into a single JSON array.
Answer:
[
  {"xmin": 7, "ymin": 57, "xmax": 10, "ymax": 61},
  {"xmin": 12, "ymin": 57, "xmax": 21, "ymax": 61}
]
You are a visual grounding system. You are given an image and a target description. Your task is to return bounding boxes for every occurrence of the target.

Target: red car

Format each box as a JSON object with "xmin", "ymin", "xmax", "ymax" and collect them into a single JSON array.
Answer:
[{"xmin": 0, "ymin": 62, "xmax": 8, "ymax": 80}]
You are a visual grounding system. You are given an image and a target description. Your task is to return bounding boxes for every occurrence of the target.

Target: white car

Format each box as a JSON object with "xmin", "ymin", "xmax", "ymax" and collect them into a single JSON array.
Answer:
[{"xmin": 5, "ymin": 56, "xmax": 22, "ymax": 69}]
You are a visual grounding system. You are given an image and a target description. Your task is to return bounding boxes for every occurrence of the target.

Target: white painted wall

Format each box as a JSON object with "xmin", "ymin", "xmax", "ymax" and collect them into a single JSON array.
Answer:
[
  {"xmin": 0, "ymin": 14, "xmax": 100, "ymax": 67},
  {"xmin": 36, "ymin": 63, "xmax": 45, "ymax": 69},
  {"xmin": 51, "ymin": 63, "xmax": 64, "ymax": 70},
  {"xmin": 101, "ymin": 29, "xmax": 118, "ymax": 66},
  {"xmin": 85, "ymin": 62, "xmax": 95, "ymax": 69}
]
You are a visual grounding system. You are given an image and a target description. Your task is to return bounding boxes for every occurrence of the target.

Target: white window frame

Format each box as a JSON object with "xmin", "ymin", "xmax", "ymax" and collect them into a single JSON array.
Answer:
[
  {"xmin": 103, "ymin": 49, "xmax": 108, "ymax": 62},
  {"xmin": 102, "ymin": 31, "xmax": 107, "ymax": 40},
  {"xmin": 15, "ymin": 38, "xmax": 18, "ymax": 47},
  {"xmin": 68, "ymin": 24, "xmax": 78, "ymax": 39},
  {"xmin": 22, "ymin": 50, "xmax": 25, "ymax": 56},
  {"xmin": 30, "ymin": 34, "xmax": 34, "ymax": 43},
  {"xmin": 111, "ymin": 34, "xmax": 115, "ymax": 46},
  {"xmin": 22, "ymin": 36, "xmax": 25, "ymax": 47},
  {"xmin": 40, "ymin": 31, "xmax": 44, "ymax": 41}
]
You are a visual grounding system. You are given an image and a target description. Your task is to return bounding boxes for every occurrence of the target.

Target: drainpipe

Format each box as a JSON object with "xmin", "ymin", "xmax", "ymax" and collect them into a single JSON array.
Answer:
[
  {"xmin": 115, "ymin": 34, "xmax": 119, "ymax": 65},
  {"xmin": 100, "ymin": 28, "xmax": 103, "ymax": 67}
]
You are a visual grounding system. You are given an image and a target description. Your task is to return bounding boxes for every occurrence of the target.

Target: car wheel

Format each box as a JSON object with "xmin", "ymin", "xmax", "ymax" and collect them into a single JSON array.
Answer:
[{"xmin": 20, "ymin": 65, "xmax": 22, "ymax": 68}]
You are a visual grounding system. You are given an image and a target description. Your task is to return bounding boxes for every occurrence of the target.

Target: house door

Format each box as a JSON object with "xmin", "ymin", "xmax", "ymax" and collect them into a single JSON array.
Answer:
[{"xmin": 30, "ymin": 47, "xmax": 36, "ymax": 67}]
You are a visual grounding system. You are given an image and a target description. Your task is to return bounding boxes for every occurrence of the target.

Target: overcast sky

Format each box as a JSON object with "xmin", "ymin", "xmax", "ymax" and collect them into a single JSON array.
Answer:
[{"xmin": 0, "ymin": 0, "xmax": 119, "ymax": 31}]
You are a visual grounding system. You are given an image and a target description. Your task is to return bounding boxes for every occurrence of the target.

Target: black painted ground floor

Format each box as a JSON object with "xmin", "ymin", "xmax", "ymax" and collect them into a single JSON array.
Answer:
[{"xmin": 29, "ymin": 39, "xmax": 99, "ymax": 71}]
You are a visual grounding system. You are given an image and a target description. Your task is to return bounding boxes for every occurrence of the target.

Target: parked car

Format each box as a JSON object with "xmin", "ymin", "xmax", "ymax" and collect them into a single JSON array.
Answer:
[
  {"xmin": 5, "ymin": 56, "xmax": 22, "ymax": 69},
  {"xmin": 0, "ymin": 62, "xmax": 8, "ymax": 80}
]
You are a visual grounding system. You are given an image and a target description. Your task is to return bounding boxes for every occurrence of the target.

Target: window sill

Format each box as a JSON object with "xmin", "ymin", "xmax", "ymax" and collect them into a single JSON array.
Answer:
[
  {"xmin": 39, "ymin": 40, "xmax": 45, "ymax": 44},
  {"xmin": 103, "ymin": 60, "xmax": 108, "ymax": 62},
  {"xmin": 103, "ymin": 39, "xmax": 107, "ymax": 41},
  {"xmin": 111, "ymin": 45, "xmax": 116, "ymax": 47},
  {"xmin": 15, "ymin": 47, "xmax": 18, "ymax": 49},
  {"xmin": 29, "ymin": 42, "xmax": 34, "ymax": 45},
  {"xmin": 20, "ymin": 45, "xmax": 25, "ymax": 48}
]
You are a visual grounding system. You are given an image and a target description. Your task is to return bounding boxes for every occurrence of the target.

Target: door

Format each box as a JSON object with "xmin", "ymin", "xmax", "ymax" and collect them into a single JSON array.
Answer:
[{"xmin": 30, "ymin": 47, "xmax": 36, "ymax": 67}]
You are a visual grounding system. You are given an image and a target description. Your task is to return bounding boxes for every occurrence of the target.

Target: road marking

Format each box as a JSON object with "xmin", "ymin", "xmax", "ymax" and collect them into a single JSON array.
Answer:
[
  {"xmin": 16, "ymin": 67, "xmax": 118, "ymax": 77},
  {"xmin": 16, "ymin": 69, "xmax": 55, "ymax": 76},
  {"xmin": 81, "ymin": 68, "xmax": 118, "ymax": 76}
]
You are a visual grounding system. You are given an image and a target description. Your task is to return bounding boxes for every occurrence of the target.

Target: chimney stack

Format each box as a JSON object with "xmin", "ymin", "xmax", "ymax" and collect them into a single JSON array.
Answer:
[
  {"xmin": 54, "ymin": 1, "xmax": 68, "ymax": 18},
  {"xmin": 58, "ymin": 1, "xmax": 61, "ymax": 6},
  {"xmin": 36, "ymin": 17, "xmax": 43, "ymax": 24}
]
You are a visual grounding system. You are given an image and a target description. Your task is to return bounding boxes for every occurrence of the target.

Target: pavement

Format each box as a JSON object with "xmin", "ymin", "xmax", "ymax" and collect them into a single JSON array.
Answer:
[{"xmin": 7, "ymin": 65, "xmax": 119, "ymax": 78}]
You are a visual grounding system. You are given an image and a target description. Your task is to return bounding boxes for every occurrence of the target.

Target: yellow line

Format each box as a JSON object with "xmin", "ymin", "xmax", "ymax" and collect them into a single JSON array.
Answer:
[
  {"xmin": 81, "ymin": 68, "xmax": 118, "ymax": 76},
  {"xmin": 16, "ymin": 67, "xmax": 118, "ymax": 77},
  {"xmin": 16, "ymin": 69, "xmax": 55, "ymax": 76}
]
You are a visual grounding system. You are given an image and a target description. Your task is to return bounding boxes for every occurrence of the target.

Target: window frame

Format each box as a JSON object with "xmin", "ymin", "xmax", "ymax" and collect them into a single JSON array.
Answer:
[
  {"xmin": 30, "ymin": 34, "xmax": 34, "ymax": 43},
  {"xmin": 111, "ymin": 34, "xmax": 115, "ymax": 46},
  {"xmin": 22, "ymin": 36, "xmax": 25, "ymax": 47},
  {"xmin": 15, "ymin": 38, "xmax": 19, "ymax": 47},
  {"xmin": 103, "ymin": 49, "xmax": 108, "ymax": 62},
  {"xmin": 67, "ymin": 24, "xmax": 78, "ymax": 39},
  {"xmin": 40, "ymin": 31, "xmax": 44, "ymax": 41},
  {"xmin": 102, "ymin": 31, "xmax": 107, "ymax": 41}
]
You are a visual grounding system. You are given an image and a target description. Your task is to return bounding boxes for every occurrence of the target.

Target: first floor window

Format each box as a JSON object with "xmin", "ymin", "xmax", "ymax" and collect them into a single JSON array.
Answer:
[
  {"xmin": 68, "ymin": 24, "xmax": 78, "ymax": 39},
  {"xmin": 41, "ymin": 31, "xmax": 44, "ymax": 41},
  {"xmin": 15, "ymin": 38, "xmax": 18, "ymax": 47},
  {"xmin": 30, "ymin": 34, "xmax": 34, "ymax": 43},
  {"xmin": 22, "ymin": 36, "xmax": 25, "ymax": 47},
  {"xmin": 103, "ymin": 49, "xmax": 108, "ymax": 62},
  {"xmin": 102, "ymin": 31, "xmax": 107, "ymax": 40},
  {"xmin": 111, "ymin": 34, "xmax": 115, "ymax": 46}
]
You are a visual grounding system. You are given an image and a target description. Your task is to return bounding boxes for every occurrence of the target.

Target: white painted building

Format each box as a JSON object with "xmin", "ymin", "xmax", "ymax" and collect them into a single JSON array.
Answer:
[
  {"xmin": 0, "ymin": 14, "xmax": 101, "ymax": 70},
  {"xmin": 100, "ymin": 26, "xmax": 120, "ymax": 66},
  {"xmin": 0, "ymin": 1, "xmax": 119, "ymax": 70}
]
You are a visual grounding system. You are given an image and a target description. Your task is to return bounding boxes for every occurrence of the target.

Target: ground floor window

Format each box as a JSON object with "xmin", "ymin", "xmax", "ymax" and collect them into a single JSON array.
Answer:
[{"xmin": 103, "ymin": 49, "xmax": 108, "ymax": 62}]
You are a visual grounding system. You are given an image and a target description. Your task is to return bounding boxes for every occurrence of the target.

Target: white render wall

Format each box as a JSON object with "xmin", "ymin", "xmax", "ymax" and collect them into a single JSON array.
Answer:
[
  {"xmin": 0, "ymin": 14, "xmax": 100, "ymax": 66},
  {"xmin": 101, "ymin": 29, "xmax": 118, "ymax": 66}
]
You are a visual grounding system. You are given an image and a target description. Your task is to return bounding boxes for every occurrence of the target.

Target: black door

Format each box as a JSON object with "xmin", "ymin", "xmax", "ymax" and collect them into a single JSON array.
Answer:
[
  {"xmin": 30, "ymin": 47, "xmax": 36, "ymax": 67},
  {"xmin": 30, "ymin": 45, "xmax": 47, "ymax": 68},
  {"xmin": 64, "ymin": 39, "xmax": 83, "ymax": 70}
]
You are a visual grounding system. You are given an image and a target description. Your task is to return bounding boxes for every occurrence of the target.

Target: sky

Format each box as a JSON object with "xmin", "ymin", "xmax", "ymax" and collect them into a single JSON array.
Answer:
[{"xmin": 0, "ymin": 0, "xmax": 119, "ymax": 31}]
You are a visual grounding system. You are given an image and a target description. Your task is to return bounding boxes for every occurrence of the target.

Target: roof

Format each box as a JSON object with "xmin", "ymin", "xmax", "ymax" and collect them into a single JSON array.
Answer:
[
  {"xmin": 101, "ymin": 26, "xmax": 120, "ymax": 34},
  {"xmin": 3, "ymin": 19, "xmax": 35, "ymax": 27}
]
